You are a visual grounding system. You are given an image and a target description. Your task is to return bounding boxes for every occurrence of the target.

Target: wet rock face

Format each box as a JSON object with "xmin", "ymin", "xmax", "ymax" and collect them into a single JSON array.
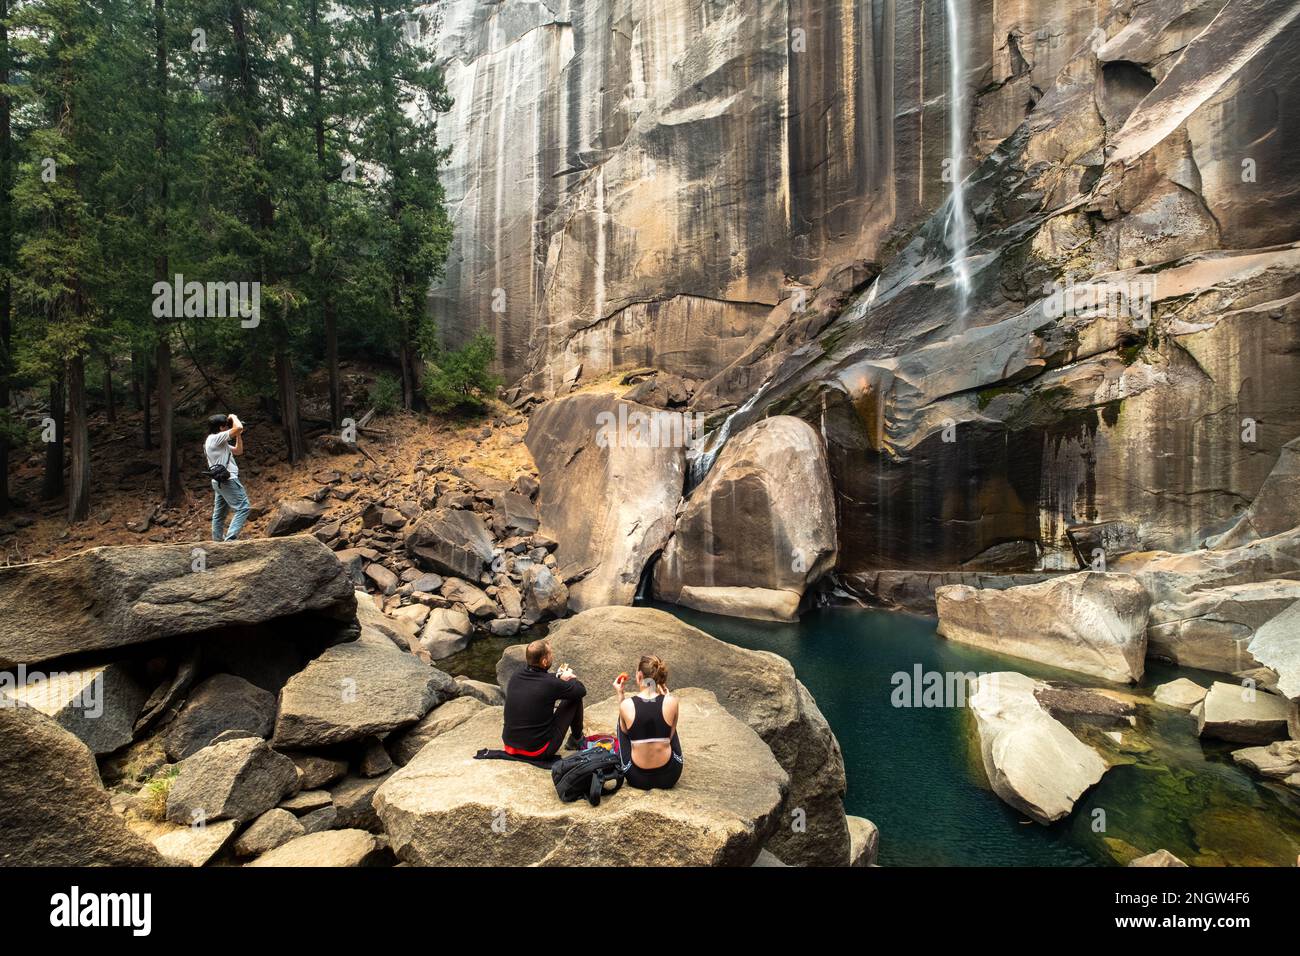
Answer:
[
  {"xmin": 682, "ymin": 1, "xmax": 1300, "ymax": 574},
  {"xmin": 426, "ymin": 0, "xmax": 1020, "ymax": 388},
  {"xmin": 654, "ymin": 416, "xmax": 837, "ymax": 622}
]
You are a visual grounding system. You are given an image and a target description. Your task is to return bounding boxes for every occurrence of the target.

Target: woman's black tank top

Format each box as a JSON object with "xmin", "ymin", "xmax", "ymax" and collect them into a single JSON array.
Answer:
[{"xmin": 628, "ymin": 694, "xmax": 673, "ymax": 742}]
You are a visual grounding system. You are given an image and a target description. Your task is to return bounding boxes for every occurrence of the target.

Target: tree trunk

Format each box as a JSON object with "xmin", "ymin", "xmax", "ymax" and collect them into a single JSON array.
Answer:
[
  {"xmin": 140, "ymin": 351, "xmax": 152, "ymax": 450},
  {"xmin": 67, "ymin": 355, "xmax": 90, "ymax": 522},
  {"xmin": 400, "ymin": 336, "xmax": 414, "ymax": 410},
  {"xmin": 131, "ymin": 349, "xmax": 143, "ymax": 409},
  {"xmin": 0, "ymin": 0, "xmax": 11, "ymax": 513},
  {"xmin": 155, "ymin": 0, "xmax": 175, "ymax": 503},
  {"xmin": 276, "ymin": 349, "xmax": 305, "ymax": 462},
  {"xmin": 42, "ymin": 376, "xmax": 65, "ymax": 499},
  {"xmin": 325, "ymin": 300, "xmax": 341, "ymax": 427},
  {"xmin": 157, "ymin": 333, "xmax": 179, "ymax": 503},
  {"xmin": 103, "ymin": 355, "xmax": 116, "ymax": 423}
]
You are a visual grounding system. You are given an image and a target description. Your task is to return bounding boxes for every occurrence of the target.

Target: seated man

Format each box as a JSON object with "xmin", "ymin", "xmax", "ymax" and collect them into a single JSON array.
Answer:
[{"xmin": 500, "ymin": 639, "xmax": 586, "ymax": 758}]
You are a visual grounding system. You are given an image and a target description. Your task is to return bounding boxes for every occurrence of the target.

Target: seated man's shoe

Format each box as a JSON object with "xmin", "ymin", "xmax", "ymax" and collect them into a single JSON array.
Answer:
[{"xmin": 564, "ymin": 733, "xmax": 585, "ymax": 751}]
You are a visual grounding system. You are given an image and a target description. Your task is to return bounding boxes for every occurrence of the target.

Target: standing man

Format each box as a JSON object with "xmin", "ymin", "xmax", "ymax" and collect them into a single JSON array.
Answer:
[
  {"xmin": 500, "ymin": 639, "xmax": 587, "ymax": 758},
  {"xmin": 206, "ymin": 413, "xmax": 251, "ymax": 541}
]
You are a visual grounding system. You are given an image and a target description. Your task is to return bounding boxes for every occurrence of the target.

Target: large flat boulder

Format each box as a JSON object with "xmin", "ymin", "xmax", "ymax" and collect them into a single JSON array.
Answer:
[
  {"xmin": 496, "ymin": 605, "xmax": 850, "ymax": 865},
  {"xmin": 166, "ymin": 736, "xmax": 299, "ymax": 826},
  {"xmin": 271, "ymin": 634, "xmax": 454, "ymax": 749},
  {"xmin": 936, "ymin": 572, "xmax": 1150, "ymax": 683},
  {"xmin": 0, "ymin": 704, "xmax": 164, "ymax": 865},
  {"xmin": 404, "ymin": 509, "xmax": 495, "ymax": 581},
  {"xmin": 0, "ymin": 663, "xmax": 145, "ymax": 755},
  {"xmin": 654, "ymin": 416, "xmax": 837, "ymax": 622},
  {"xmin": 1194, "ymin": 681, "xmax": 1292, "ymax": 744},
  {"xmin": 1146, "ymin": 579, "xmax": 1300, "ymax": 675},
  {"xmin": 968, "ymin": 672, "xmax": 1108, "ymax": 825},
  {"xmin": 0, "ymin": 536, "xmax": 357, "ymax": 668},
  {"xmin": 524, "ymin": 393, "xmax": 685, "ymax": 612},
  {"xmin": 374, "ymin": 689, "xmax": 786, "ymax": 866}
]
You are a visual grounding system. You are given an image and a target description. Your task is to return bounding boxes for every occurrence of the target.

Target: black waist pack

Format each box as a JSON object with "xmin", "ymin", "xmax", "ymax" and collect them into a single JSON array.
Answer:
[
  {"xmin": 204, "ymin": 449, "xmax": 233, "ymax": 486},
  {"xmin": 551, "ymin": 747, "xmax": 624, "ymax": 806}
]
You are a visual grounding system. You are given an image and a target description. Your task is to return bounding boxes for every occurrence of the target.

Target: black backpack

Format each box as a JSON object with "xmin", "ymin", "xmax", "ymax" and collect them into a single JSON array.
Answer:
[{"xmin": 551, "ymin": 747, "xmax": 624, "ymax": 806}]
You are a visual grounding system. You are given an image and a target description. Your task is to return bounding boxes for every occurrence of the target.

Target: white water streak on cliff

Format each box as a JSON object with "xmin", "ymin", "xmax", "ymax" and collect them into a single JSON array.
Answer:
[{"xmin": 945, "ymin": 0, "xmax": 970, "ymax": 313}]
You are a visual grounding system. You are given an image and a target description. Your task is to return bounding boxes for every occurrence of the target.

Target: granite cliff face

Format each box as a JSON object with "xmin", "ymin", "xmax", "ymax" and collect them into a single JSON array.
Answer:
[
  {"xmin": 426, "ymin": 0, "xmax": 1020, "ymax": 386},
  {"xmin": 430, "ymin": 0, "xmax": 1300, "ymax": 578}
]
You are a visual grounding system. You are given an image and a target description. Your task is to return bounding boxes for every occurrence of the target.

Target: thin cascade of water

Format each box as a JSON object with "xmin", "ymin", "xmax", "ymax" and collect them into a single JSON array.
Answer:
[{"xmin": 944, "ymin": 0, "xmax": 970, "ymax": 314}]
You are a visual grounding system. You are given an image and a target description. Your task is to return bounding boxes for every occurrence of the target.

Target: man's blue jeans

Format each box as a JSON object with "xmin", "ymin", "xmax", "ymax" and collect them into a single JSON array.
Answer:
[{"xmin": 212, "ymin": 477, "xmax": 251, "ymax": 541}]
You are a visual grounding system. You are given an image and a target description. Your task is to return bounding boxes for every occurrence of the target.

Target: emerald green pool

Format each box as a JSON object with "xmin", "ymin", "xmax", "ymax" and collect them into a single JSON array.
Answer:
[{"xmin": 651, "ymin": 602, "xmax": 1300, "ymax": 867}]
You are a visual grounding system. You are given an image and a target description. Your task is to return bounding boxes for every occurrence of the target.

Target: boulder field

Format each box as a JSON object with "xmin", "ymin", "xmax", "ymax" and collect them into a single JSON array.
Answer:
[{"xmin": 0, "ymin": 537, "xmax": 860, "ymax": 868}]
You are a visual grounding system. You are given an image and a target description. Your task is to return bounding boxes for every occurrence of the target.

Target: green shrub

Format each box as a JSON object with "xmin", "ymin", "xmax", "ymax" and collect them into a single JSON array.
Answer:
[
  {"xmin": 369, "ymin": 372, "xmax": 402, "ymax": 415},
  {"xmin": 420, "ymin": 331, "xmax": 501, "ymax": 415}
]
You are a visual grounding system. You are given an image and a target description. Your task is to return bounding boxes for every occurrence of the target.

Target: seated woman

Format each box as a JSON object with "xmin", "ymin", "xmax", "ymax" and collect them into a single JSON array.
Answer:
[{"xmin": 613, "ymin": 655, "xmax": 683, "ymax": 790}]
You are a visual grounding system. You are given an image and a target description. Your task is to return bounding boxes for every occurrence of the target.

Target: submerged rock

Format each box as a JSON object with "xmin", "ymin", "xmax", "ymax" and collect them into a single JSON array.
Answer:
[
  {"xmin": 654, "ymin": 416, "xmax": 837, "ymax": 622},
  {"xmin": 937, "ymin": 572, "xmax": 1150, "ymax": 683},
  {"xmin": 374, "ymin": 689, "xmax": 786, "ymax": 866},
  {"xmin": 968, "ymin": 672, "xmax": 1107, "ymax": 825},
  {"xmin": 496, "ymin": 605, "xmax": 850, "ymax": 866},
  {"xmin": 1128, "ymin": 849, "xmax": 1188, "ymax": 867},
  {"xmin": 0, "ymin": 536, "xmax": 357, "ymax": 668}
]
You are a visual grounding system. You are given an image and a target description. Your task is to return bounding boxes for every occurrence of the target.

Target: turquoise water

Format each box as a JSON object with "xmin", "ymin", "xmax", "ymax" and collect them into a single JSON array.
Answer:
[{"xmin": 650, "ymin": 602, "xmax": 1300, "ymax": 867}]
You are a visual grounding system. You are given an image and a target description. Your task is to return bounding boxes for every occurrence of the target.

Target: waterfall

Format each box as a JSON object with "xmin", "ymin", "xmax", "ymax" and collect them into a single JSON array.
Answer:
[
  {"xmin": 944, "ymin": 0, "xmax": 970, "ymax": 312},
  {"xmin": 686, "ymin": 380, "xmax": 770, "ymax": 491}
]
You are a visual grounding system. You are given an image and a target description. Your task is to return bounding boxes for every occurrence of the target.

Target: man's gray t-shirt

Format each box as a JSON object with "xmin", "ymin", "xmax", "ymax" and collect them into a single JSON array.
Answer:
[{"xmin": 204, "ymin": 431, "xmax": 238, "ymax": 478}]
